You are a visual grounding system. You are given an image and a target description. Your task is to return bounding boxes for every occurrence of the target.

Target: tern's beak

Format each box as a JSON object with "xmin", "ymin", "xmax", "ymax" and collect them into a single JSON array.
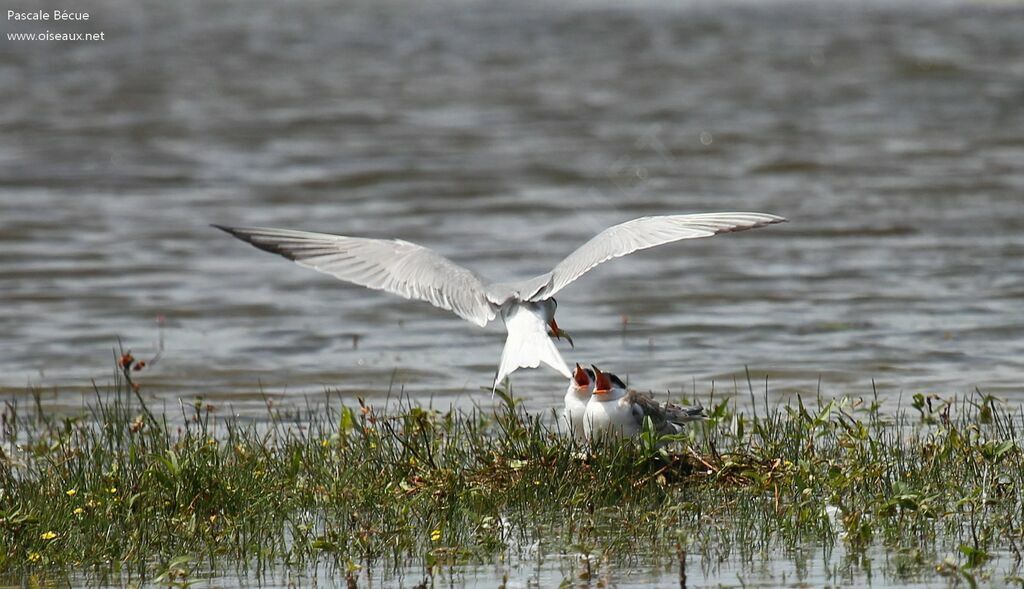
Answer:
[
  {"xmin": 591, "ymin": 365, "xmax": 611, "ymax": 394},
  {"xmin": 572, "ymin": 363, "xmax": 589, "ymax": 388},
  {"xmin": 548, "ymin": 317, "xmax": 574, "ymax": 348}
]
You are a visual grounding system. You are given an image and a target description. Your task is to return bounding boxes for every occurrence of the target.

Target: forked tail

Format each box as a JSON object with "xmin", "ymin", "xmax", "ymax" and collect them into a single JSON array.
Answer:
[{"xmin": 493, "ymin": 304, "xmax": 572, "ymax": 390}]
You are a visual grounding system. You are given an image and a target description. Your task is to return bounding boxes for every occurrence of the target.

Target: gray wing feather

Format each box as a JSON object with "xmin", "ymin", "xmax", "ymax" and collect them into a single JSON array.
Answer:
[
  {"xmin": 628, "ymin": 389, "xmax": 706, "ymax": 435},
  {"xmin": 530, "ymin": 212, "xmax": 786, "ymax": 300},
  {"xmin": 213, "ymin": 225, "xmax": 497, "ymax": 327}
]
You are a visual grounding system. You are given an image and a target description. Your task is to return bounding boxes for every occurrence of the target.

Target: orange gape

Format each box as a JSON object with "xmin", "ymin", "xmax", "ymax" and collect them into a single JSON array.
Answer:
[
  {"xmin": 572, "ymin": 363, "xmax": 590, "ymax": 388},
  {"xmin": 592, "ymin": 366, "xmax": 612, "ymax": 394}
]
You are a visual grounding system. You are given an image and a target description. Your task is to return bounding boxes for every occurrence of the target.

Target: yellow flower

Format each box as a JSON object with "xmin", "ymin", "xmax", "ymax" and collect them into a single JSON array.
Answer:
[
  {"xmin": 321, "ymin": 439, "xmax": 330, "ymax": 448},
  {"xmin": 108, "ymin": 487, "xmax": 118, "ymax": 494},
  {"xmin": 73, "ymin": 508, "xmax": 84, "ymax": 515},
  {"xmin": 430, "ymin": 529, "xmax": 441, "ymax": 542},
  {"xmin": 28, "ymin": 552, "xmax": 41, "ymax": 563},
  {"xmin": 66, "ymin": 489, "xmax": 77, "ymax": 497},
  {"xmin": 40, "ymin": 531, "xmax": 57, "ymax": 540}
]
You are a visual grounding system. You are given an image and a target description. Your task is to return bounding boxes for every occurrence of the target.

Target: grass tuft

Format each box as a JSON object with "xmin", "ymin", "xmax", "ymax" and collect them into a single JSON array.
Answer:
[{"xmin": 1, "ymin": 361, "xmax": 1022, "ymax": 586}]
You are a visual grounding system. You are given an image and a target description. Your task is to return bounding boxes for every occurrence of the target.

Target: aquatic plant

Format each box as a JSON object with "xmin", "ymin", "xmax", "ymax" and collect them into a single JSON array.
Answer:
[{"xmin": 1, "ymin": 361, "xmax": 1021, "ymax": 587}]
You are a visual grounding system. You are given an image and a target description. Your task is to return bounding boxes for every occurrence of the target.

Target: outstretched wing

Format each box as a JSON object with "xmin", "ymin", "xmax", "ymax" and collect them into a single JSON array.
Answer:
[
  {"xmin": 530, "ymin": 212, "xmax": 786, "ymax": 300},
  {"xmin": 213, "ymin": 225, "xmax": 497, "ymax": 327}
]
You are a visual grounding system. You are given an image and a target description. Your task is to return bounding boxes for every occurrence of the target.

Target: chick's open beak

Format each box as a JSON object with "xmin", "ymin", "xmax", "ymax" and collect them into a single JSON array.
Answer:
[
  {"xmin": 548, "ymin": 317, "xmax": 574, "ymax": 348},
  {"xmin": 591, "ymin": 365, "xmax": 611, "ymax": 393},
  {"xmin": 572, "ymin": 363, "xmax": 589, "ymax": 387}
]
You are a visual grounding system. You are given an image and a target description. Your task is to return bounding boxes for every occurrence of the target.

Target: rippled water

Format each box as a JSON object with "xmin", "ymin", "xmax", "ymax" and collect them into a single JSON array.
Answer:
[{"xmin": 2, "ymin": 0, "xmax": 1024, "ymax": 417}]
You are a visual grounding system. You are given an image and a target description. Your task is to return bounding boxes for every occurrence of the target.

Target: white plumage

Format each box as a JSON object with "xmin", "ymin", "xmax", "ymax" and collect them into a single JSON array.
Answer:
[
  {"xmin": 561, "ymin": 364, "xmax": 595, "ymax": 441},
  {"xmin": 583, "ymin": 366, "xmax": 705, "ymax": 441},
  {"xmin": 495, "ymin": 301, "xmax": 571, "ymax": 385},
  {"xmin": 213, "ymin": 212, "xmax": 785, "ymax": 385}
]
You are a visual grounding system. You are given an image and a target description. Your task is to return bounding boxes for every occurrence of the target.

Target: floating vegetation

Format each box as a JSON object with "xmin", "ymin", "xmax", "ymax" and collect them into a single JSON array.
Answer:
[{"xmin": 1, "ymin": 361, "xmax": 1022, "ymax": 587}]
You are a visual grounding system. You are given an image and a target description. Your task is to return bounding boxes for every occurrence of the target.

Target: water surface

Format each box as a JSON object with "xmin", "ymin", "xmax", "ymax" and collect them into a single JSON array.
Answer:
[{"xmin": 2, "ymin": 0, "xmax": 1023, "ymax": 416}]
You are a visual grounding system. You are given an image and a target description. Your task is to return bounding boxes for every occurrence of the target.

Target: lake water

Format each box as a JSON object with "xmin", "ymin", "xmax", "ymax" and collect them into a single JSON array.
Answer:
[
  {"xmin": 4, "ymin": 1, "xmax": 1024, "ymax": 586},
  {"xmin": 2, "ymin": 0, "xmax": 1023, "ymax": 417}
]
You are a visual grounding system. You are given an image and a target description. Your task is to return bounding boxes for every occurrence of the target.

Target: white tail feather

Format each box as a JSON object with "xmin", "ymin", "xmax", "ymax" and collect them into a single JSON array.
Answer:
[{"xmin": 493, "ymin": 304, "xmax": 571, "ymax": 389}]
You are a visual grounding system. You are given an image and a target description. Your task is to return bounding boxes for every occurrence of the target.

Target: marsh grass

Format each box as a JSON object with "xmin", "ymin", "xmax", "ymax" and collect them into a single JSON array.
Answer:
[{"xmin": 1, "ymin": 361, "xmax": 1022, "ymax": 587}]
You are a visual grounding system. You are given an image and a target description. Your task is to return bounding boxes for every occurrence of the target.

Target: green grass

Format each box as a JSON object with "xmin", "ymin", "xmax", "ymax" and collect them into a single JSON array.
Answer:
[{"xmin": 1, "ymin": 360, "xmax": 1022, "ymax": 587}]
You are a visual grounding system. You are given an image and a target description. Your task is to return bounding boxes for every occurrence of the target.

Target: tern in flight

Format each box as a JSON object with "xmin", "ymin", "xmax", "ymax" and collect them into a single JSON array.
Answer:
[{"xmin": 213, "ymin": 212, "xmax": 785, "ymax": 387}]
